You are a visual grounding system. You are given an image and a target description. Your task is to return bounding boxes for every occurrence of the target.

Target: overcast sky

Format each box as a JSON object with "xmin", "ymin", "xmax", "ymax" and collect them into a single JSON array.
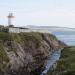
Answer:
[{"xmin": 0, "ymin": 0, "xmax": 75, "ymax": 28}]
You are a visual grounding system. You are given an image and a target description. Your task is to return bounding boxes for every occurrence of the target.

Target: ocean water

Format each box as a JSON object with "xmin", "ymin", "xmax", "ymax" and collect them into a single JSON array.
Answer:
[
  {"xmin": 53, "ymin": 31, "xmax": 75, "ymax": 46},
  {"xmin": 41, "ymin": 50, "xmax": 61, "ymax": 75}
]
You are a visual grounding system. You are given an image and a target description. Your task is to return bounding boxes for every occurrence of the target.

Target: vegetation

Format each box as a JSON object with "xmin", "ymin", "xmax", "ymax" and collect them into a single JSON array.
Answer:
[
  {"xmin": 0, "ymin": 43, "xmax": 9, "ymax": 71},
  {"xmin": 47, "ymin": 46, "xmax": 75, "ymax": 75},
  {"xmin": 48, "ymin": 33, "xmax": 58, "ymax": 41},
  {"xmin": 0, "ymin": 32, "xmax": 9, "ymax": 71},
  {"xmin": 0, "ymin": 32, "xmax": 10, "ymax": 42},
  {"xmin": 0, "ymin": 31, "xmax": 59, "ymax": 74}
]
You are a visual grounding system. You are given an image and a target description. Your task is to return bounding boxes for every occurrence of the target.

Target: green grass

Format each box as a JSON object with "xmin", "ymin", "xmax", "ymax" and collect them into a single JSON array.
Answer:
[
  {"xmin": 55, "ymin": 46, "xmax": 75, "ymax": 75},
  {"xmin": 0, "ymin": 43, "xmax": 9, "ymax": 71},
  {"xmin": 48, "ymin": 33, "xmax": 58, "ymax": 41},
  {"xmin": 0, "ymin": 32, "xmax": 10, "ymax": 71},
  {"xmin": 0, "ymin": 44, "xmax": 9, "ymax": 62},
  {"xmin": 0, "ymin": 32, "xmax": 10, "ymax": 42},
  {"xmin": 18, "ymin": 32, "xmax": 43, "ymax": 48},
  {"xmin": 0, "ymin": 32, "xmax": 9, "ymax": 63}
]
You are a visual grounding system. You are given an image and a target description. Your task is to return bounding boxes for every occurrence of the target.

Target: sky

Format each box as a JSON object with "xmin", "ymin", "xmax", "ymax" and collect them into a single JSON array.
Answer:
[{"xmin": 0, "ymin": 0, "xmax": 75, "ymax": 28}]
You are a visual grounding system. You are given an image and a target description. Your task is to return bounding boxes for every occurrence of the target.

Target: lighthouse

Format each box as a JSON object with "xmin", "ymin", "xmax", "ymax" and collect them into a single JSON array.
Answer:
[{"xmin": 8, "ymin": 13, "xmax": 14, "ymax": 26}]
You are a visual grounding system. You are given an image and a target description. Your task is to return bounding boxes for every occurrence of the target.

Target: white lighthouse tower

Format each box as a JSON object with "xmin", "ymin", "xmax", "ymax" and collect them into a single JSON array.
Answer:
[{"xmin": 8, "ymin": 13, "xmax": 14, "ymax": 26}]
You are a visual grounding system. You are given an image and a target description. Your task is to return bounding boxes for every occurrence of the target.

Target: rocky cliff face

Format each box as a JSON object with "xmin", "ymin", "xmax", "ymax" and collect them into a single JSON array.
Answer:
[{"xmin": 0, "ymin": 32, "xmax": 64, "ymax": 75}]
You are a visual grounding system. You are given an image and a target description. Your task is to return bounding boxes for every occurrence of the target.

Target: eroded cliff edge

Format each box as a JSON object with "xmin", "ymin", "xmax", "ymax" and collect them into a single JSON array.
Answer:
[{"xmin": 0, "ymin": 32, "xmax": 66, "ymax": 75}]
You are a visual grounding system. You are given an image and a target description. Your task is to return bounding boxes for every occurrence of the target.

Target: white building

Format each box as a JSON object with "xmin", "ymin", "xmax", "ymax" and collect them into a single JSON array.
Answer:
[
  {"xmin": 9, "ymin": 27, "xmax": 51, "ymax": 33},
  {"xmin": 9, "ymin": 27, "xmax": 31, "ymax": 33}
]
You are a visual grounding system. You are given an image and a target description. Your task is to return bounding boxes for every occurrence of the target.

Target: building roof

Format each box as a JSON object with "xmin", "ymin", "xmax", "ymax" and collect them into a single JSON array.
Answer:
[{"xmin": 9, "ymin": 27, "xmax": 29, "ymax": 29}]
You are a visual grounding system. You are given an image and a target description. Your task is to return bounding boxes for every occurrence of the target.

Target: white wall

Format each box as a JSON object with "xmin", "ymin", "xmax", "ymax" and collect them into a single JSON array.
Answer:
[
  {"xmin": 9, "ymin": 27, "xmax": 32, "ymax": 33},
  {"xmin": 9, "ymin": 27, "xmax": 51, "ymax": 33},
  {"xmin": 9, "ymin": 28, "xmax": 19, "ymax": 33}
]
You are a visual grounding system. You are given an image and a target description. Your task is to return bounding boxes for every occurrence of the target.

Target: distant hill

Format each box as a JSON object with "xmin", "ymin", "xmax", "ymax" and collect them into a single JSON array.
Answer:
[{"xmin": 27, "ymin": 25, "xmax": 75, "ymax": 32}]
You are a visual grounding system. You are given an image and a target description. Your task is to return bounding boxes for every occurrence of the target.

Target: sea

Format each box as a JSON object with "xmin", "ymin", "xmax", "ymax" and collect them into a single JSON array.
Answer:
[{"xmin": 53, "ymin": 31, "xmax": 75, "ymax": 46}]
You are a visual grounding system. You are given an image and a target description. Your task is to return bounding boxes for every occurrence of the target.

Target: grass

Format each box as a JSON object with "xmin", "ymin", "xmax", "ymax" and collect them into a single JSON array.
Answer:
[
  {"xmin": 48, "ymin": 33, "xmax": 58, "ymax": 41},
  {"xmin": 19, "ymin": 32, "xmax": 43, "ymax": 48},
  {"xmin": 0, "ymin": 44, "xmax": 9, "ymax": 62},
  {"xmin": 55, "ymin": 46, "xmax": 75, "ymax": 75},
  {"xmin": 0, "ymin": 32, "xmax": 10, "ymax": 71},
  {"xmin": 0, "ymin": 43, "xmax": 9, "ymax": 71},
  {"xmin": 0, "ymin": 32, "xmax": 10, "ymax": 42}
]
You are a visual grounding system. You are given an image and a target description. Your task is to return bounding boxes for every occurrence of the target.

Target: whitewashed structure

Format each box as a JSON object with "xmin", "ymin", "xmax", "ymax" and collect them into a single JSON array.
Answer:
[
  {"xmin": 8, "ymin": 13, "xmax": 14, "ymax": 26},
  {"xmin": 9, "ymin": 27, "xmax": 31, "ymax": 33},
  {"xmin": 8, "ymin": 27, "xmax": 51, "ymax": 33}
]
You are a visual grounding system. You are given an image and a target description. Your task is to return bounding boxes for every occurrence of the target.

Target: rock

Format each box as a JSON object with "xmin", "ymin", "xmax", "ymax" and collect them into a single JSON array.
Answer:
[{"xmin": 0, "ymin": 32, "xmax": 65, "ymax": 75}]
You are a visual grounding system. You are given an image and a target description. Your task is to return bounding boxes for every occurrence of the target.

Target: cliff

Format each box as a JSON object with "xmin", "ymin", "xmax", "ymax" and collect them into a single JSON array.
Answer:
[{"xmin": 0, "ymin": 32, "xmax": 64, "ymax": 75}]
